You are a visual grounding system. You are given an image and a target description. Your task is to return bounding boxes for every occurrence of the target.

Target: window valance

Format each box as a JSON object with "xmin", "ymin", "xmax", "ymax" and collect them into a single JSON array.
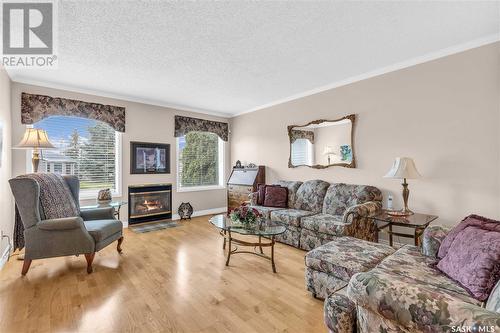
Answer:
[
  {"xmin": 21, "ymin": 92, "xmax": 126, "ymax": 132},
  {"xmin": 290, "ymin": 129, "xmax": 314, "ymax": 143},
  {"xmin": 174, "ymin": 115, "xmax": 229, "ymax": 141}
]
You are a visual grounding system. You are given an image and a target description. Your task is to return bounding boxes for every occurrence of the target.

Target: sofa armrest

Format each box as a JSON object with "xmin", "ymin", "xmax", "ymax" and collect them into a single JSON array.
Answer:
[
  {"xmin": 348, "ymin": 270, "xmax": 500, "ymax": 332},
  {"xmin": 80, "ymin": 207, "xmax": 116, "ymax": 221},
  {"xmin": 38, "ymin": 216, "xmax": 84, "ymax": 231},
  {"xmin": 324, "ymin": 291, "xmax": 356, "ymax": 333},
  {"xmin": 421, "ymin": 225, "xmax": 450, "ymax": 258},
  {"xmin": 343, "ymin": 201, "xmax": 381, "ymax": 224},
  {"xmin": 248, "ymin": 192, "xmax": 258, "ymax": 206}
]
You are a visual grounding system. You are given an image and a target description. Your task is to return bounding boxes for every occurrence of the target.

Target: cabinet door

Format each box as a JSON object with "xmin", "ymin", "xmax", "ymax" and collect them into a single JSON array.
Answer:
[{"xmin": 228, "ymin": 185, "xmax": 252, "ymax": 211}]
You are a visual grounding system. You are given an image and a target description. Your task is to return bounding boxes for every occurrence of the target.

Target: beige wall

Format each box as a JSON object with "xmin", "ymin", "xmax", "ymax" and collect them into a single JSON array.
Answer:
[
  {"xmin": 0, "ymin": 67, "xmax": 12, "ymax": 242},
  {"xmin": 231, "ymin": 42, "xmax": 500, "ymax": 227},
  {"xmin": 11, "ymin": 83, "xmax": 230, "ymax": 223}
]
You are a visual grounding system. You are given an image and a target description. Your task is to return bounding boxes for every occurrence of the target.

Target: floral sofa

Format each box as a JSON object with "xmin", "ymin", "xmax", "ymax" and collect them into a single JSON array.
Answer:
[
  {"xmin": 325, "ymin": 226, "xmax": 500, "ymax": 333},
  {"xmin": 249, "ymin": 180, "xmax": 383, "ymax": 251}
]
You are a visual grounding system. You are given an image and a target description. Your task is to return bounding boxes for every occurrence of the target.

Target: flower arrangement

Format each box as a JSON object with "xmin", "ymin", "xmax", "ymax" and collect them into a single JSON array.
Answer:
[{"xmin": 230, "ymin": 203, "xmax": 262, "ymax": 229}]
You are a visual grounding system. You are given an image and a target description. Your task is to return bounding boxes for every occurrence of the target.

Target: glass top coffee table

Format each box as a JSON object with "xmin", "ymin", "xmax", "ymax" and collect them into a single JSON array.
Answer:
[{"xmin": 209, "ymin": 214, "xmax": 286, "ymax": 273}]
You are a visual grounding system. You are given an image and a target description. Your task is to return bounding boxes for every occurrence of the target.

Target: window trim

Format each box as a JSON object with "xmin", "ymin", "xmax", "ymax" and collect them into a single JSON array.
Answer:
[
  {"xmin": 176, "ymin": 135, "xmax": 225, "ymax": 193},
  {"xmin": 25, "ymin": 124, "xmax": 122, "ymax": 200}
]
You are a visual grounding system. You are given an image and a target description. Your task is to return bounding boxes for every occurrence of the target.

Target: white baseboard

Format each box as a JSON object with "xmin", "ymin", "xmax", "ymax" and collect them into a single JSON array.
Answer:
[{"xmin": 122, "ymin": 207, "xmax": 227, "ymax": 228}]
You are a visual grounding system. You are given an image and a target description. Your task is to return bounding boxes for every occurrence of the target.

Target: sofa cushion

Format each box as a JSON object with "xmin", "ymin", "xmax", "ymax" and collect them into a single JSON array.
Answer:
[
  {"xmin": 301, "ymin": 213, "xmax": 344, "ymax": 235},
  {"xmin": 84, "ymin": 219, "xmax": 122, "ymax": 243},
  {"xmin": 274, "ymin": 180, "xmax": 303, "ymax": 208},
  {"xmin": 377, "ymin": 245, "xmax": 476, "ymax": 300},
  {"xmin": 323, "ymin": 183, "xmax": 382, "ymax": 216},
  {"xmin": 436, "ymin": 226, "xmax": 500, "ymax": 301},
  {"xmin": 299, "ymin": 228, "xmax": 337, "ymax": 251},
  {"xmin": 294, "ymin": 180, "xmax": 330, "ymax": 213},
  {"xmin": 270, "ymin": 209, "xmax": 315, "ymax": 227},
  {"xmin": 263, "ymin": 186, "xmax": 287, "ymax": 208},
  {"xmin": 438, "ymin": 214, "xmax": 500, "ymax": 259},
  {"xmin": 486, "ymin": 280, "xmax": 500, "ymax": 313},
  {"xmin": 249, "ymin": 205, "xmax": 284, "ymax": 219},
  {"xmin": 305, "ymin": 237, "xmax": 394, "ymax": 281}
]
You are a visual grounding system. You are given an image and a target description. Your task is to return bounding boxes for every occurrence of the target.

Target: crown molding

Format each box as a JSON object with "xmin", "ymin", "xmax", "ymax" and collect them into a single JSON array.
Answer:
[
  {"xmin": 232, "ymin": 34, "xmax": 500, "ymax": 118},
  {"xmin": 8, "ymin": 76, "xmax": 233, "ymax": 119}
]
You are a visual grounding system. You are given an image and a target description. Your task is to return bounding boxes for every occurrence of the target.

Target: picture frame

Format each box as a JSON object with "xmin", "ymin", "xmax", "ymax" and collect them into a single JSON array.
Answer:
[{"xmin": 130, "ymin": 141, "xmax": 170, "ymax": 174}]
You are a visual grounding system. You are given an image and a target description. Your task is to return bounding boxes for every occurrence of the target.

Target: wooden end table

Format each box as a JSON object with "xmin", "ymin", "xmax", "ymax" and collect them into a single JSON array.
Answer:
[{"xmin": 365, "ymin": 210, "xmax": 438, "ymax": 246}]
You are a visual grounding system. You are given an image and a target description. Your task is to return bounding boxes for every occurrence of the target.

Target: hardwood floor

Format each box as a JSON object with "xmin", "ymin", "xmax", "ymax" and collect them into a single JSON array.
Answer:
[{"xmin": 0, "ymin": 215, "xmax": 325, "ymax": 333}]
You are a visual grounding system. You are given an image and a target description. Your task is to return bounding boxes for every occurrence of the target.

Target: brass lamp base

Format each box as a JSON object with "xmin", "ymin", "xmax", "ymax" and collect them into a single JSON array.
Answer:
[{"xmin": 387, "ymin": 209, "xmax": 414, "ymax": 217}]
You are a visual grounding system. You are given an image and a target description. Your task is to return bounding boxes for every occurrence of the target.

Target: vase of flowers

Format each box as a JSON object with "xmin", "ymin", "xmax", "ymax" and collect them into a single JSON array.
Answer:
[{"xmin": 230, "ymin": 203, "xmax": 262, "ymax": 229}]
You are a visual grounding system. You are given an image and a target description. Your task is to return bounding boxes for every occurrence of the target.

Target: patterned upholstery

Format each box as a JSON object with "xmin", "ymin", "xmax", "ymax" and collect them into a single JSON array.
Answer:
[
  {"xmin": 270, "ymin": 209, "xmax": 315, "ymax": 227},
  {"xmin": 323, "ymin": 183, "xmax": 382, "ymax": 216},
  {"xmin": 347, "ymin": 269, "xmax": 500, "ymax": 333},
  {"xmin": 250, "ymin": 180, "xmax": 382, "ymax": 250},
  {"xmin": 249, "ymin": 205, "xmax": 285, "ymax": 219},
  {"xmin": 305, "ymin": 237, "xmax": 394, "ymax": 299},
  {"xmin": 294, "ymin": 180, "xmax": 330, "ymax": 213},
  {"xmin": 301, "ymin": 214, "xmax": 344, "ymax": 234},
  {"xmin": 324, "ymin": 287, "xmax": 356, "ymax": 333}
]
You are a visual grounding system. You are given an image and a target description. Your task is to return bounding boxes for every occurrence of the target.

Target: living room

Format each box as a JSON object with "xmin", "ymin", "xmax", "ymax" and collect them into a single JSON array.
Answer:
[{"xmin": 0, "ymin": 2, "xmax": 499, "ymax": 333}]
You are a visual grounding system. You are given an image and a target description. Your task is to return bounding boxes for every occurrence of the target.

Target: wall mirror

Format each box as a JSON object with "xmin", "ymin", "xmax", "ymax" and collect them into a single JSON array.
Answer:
[{"xmin": 288, "ymin": 114, "xmax": 355, "ymax": 169}]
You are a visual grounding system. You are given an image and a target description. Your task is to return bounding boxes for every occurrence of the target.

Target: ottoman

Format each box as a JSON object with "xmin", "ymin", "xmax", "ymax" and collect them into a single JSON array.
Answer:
[{"xmin": 305, "ymin": 236, "xmax": 395, "ymax": 299}]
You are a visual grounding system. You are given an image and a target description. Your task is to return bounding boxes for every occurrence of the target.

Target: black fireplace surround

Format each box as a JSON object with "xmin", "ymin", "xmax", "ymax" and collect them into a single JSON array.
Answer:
[{"xmin": 128, "ymin": 184, "xmax": 172, "ymax": 224}]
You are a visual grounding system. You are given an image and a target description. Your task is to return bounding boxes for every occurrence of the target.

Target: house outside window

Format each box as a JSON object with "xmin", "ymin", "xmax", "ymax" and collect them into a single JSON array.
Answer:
[
  {"xmin": 177, "ymin": 131, "xmax": 224, "ymax": 191},
  {"xmin": 32, "ymin": 115, "xmax": 121, "ymax": 198}
]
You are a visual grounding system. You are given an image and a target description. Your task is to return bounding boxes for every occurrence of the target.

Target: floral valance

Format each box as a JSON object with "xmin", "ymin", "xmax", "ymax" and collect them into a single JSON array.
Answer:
[
  {"xmin": 174, "ymin": 115, "xmax": 229, "ymax": 141},
  {"xmin": 290, "ymin": 129, "xmax": 314, "ymax": 143},
  {"xmin": 21, "ymin": 92, "xmax": 126, "ymax": 132}
]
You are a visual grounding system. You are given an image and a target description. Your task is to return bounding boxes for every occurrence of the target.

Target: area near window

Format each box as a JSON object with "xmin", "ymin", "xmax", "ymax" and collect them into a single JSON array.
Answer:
[
  {"xmin": 291, "ymin": 138, "xmax": 314, "ymax": 166},
  {"xmin": 176, "ymin": 131, "xmax": 224, "ymax": 192},
  {"xmin": 31, "ymin": 115, "xmax": 121, "ymax": 198}
]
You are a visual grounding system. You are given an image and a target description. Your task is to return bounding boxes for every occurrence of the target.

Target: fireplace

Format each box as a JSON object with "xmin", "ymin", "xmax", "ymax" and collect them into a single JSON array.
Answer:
[{"xmin": 128, "ymin": 184, "xmax": 172, "ymax": 224}]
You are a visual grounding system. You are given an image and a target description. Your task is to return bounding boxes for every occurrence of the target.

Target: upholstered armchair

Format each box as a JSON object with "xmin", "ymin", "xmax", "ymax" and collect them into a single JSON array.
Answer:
[{"xmin": 9, "ymin": 175, "xmax": 123, "ymax": 275}]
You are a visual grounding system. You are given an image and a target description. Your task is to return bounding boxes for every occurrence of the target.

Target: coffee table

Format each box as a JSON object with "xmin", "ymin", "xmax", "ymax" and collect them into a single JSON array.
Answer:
[{"xmin": 209, "ymin": 214, "xmax": 286, "ymax": 273}]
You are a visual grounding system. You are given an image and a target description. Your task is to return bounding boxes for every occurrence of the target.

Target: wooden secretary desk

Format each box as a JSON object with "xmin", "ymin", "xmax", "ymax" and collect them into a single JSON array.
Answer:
[{"xmin": 227, "ymin": 166, "xmax": 265, "ymax": 213}]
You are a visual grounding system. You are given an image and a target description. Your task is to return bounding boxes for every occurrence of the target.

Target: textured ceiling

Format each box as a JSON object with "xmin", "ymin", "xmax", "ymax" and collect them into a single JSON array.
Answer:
[{"xmin": 6, "ymin": 1, "xmax": 500, "ymax": 117}]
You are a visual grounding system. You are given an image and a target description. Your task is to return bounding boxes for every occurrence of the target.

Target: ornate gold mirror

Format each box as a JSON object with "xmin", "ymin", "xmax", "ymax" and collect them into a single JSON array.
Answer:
[{"xmin": 288, "ymin": 114, "xmax": 355, "ymax": 169}]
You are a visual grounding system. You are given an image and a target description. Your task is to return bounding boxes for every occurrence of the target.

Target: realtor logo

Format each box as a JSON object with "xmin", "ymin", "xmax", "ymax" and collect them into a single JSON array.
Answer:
[{"xmin": 1, "ymin": 1, "xmax": 57, "ymax": 67}]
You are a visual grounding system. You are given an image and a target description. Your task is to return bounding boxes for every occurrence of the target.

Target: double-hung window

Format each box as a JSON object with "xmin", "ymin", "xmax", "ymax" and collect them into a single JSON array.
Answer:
[
  {"xmin": 176, "ymin": 131, "xmax": 224, "ymax": 191},
  {"xmin": 32, "ymin": 115, "xmax": 121, "ymax": 198}
]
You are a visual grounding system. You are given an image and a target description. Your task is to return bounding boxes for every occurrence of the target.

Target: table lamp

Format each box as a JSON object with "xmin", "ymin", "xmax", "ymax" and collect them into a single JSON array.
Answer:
[
  {"xmin": 15, "ymin": 128, "xmax": 55, "ymax": 172},
  {"xmin": 323, "ymin": 145, "xmax": 336, "ymax": 164},
  {"xmin": 384, "ymin": 157, "xmax": 421, "ymax": 216}
]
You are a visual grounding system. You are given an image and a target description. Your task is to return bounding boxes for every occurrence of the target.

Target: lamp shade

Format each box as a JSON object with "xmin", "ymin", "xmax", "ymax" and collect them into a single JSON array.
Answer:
[
  {"xmin": 323, "ymin": 145, "xmax": 336, "ymax": 155},
  {"xmin": 15, "ymin": 128, "xmax": 55, "ymax": 149},
  {"xmin": 384, "ymin": 157, "xmax": 421, "ymax": 179}
]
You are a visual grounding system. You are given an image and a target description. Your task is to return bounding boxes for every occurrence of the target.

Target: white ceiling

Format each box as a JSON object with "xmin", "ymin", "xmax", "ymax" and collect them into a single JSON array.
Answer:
[{"xmin": 6, "ymin": 1, "xmax": 500, "ymax": 117}]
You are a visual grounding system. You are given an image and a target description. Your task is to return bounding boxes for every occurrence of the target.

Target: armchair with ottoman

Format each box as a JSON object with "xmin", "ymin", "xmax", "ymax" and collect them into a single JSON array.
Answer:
[
  {"xmin": 249, "ymin": 179, "xmax": 383, "ymax": 250},
  {"xmin": 9, "ymin": 173, "xmax": 124, "ymax": 275}
]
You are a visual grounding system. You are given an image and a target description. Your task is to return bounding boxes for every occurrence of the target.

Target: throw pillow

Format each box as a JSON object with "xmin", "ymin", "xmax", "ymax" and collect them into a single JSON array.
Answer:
[
  {"xmin": 263, "ymin": 186, "xmax": 288, "ymax": 208},
  {"xmin": 257, "ymin": 183, "xmax": 267, "ymax": 205},
  {"xmin": 436, "ymin": 225, "xmax": 500, "ymax": 301},
  {"xmin": 438, "ymin": 214, "xmax": 500, "ymax": 259}
]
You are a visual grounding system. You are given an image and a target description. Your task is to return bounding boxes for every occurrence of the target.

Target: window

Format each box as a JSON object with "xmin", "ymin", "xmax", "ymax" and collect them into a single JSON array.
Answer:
[
  {"xmin": 177, "ymin": 131, "xmax": 224, "ymax": 191},
  {"xmin": 32, "ymin": 116, "xmax": 121, "ymax": 197},
  {"xmin": 291, "ymin": 138, "xmax": 314, "ymax": 165}
]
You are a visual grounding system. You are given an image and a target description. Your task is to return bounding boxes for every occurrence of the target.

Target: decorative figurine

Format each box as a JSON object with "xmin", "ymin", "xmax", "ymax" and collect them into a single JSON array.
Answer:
[
  {"xmin": 247, "ymin": 163, "xmax": 257, "ymax": 168},
  {"xmin": 235, "ymin": 160, "xmax": 242, "ymax": 168},
  {"xmin": 97, "ymin": 188, "xmax": 112, "ymax": 205},
  {"xmin": 178, "ymin": 202, "xmax": 193, "ymax": 220}
]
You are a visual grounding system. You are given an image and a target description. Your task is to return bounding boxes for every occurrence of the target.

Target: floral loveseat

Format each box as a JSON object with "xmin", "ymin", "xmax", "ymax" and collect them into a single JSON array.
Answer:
[
  {"xmin": 325, "ymin": 226, "xmax": 500, "ymax": 333},
  {"xmin": 249, "ymin": 180, "xmax": 383, "ymax": 251}
]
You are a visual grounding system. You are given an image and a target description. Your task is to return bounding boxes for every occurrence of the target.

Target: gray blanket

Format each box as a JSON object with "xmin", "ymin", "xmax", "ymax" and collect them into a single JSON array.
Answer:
[{"xmin": 13, "ymin": 173, "xmax": 79, "ymax": 250}]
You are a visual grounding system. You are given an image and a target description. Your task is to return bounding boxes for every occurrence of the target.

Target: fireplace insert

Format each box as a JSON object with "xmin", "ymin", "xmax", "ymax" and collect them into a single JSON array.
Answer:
[{"xmin": 128, "ymin": 184, "xmax": 172, "ymax": 224}]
